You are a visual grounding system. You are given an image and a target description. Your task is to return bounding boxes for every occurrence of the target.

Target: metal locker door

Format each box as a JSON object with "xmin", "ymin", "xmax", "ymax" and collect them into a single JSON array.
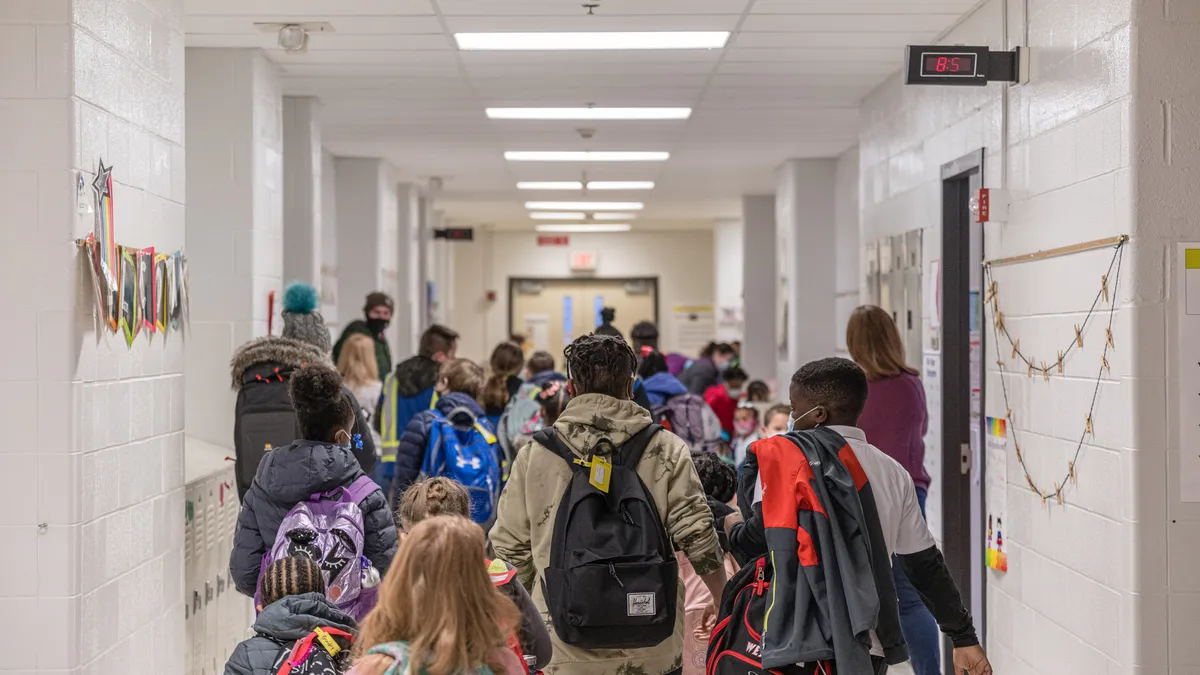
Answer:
[
  {"xmin": 191, "ymin": 484, "xmax": 207, "ymax": 675},
  {"xmin": 204, "ymin": 484, "xmax": 219, "ymax": 675},
  {"xmin": 888, "ymin": 235, "xmax": 907, "ymax": 334},
  {"xmin": 184, "ymin": 484, "xmax": 196, "ymax": 675},
  {"xmin": 904, "ymin": 230, "xmax": 924, "ymax": 367},
  {"xmin": 864, "ymin": 240, "xmax": 881, "ymax": 307},
  {"xmin": 878, "ymin": 237, "xmax": 893, "ymax": 314}
]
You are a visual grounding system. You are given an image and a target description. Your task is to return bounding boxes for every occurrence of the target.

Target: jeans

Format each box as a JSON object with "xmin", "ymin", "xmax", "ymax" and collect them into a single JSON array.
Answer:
[{"xmin": 893, "ymin": 487, "xmax": 940, "ymax": 675}]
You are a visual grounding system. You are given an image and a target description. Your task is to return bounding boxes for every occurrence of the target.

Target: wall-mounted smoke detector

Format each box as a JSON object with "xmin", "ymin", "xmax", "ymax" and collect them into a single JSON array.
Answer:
[{"xmin": 255, "ymin": 22, "xmax": 334, "ymax": 54}]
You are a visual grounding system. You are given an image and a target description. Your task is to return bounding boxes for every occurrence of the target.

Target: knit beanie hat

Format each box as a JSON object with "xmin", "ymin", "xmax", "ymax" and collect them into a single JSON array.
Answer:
[
  {"xmin": 364, "ymin": 292, "xmax": 394, "ymax": 313},
  {"xmin": 281, "ymin": 282, "xmax": 331, "ymax": 353}
]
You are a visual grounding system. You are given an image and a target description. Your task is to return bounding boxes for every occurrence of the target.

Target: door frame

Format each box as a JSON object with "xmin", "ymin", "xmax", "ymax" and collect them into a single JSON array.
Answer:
[
  {"xmin": 507, "ymin": 276, "xmax": 661, "ymax": 339},
  {"xmin": 939, "ymin": 149, "xmax": 986, "ymax": 667}
]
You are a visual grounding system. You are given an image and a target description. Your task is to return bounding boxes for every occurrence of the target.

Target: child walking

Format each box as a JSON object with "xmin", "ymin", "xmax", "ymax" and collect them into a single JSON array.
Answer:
[{"xmin": 351, "ymin": 515, "xmax": 526, "ymax": 675}]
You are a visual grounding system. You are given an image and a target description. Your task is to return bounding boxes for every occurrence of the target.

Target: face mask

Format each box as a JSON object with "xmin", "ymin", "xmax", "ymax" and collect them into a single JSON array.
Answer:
[
  {"xmin": 788, "ymin": 406, "xmax": 822, "ymax": 432},
  {"xmin": 734, "ymin": 421, "xmax": 756, "ymax": 437},
  {"xmin": 366, "ymin": 317, "xmax": 390, "ymax": 335},
  {"xmin": 726, "ymin": 385, "xmax": 742, "ymax": 397},
  {"xmin": 716, "ymin": 360, "xmax": 730, "ymax": 372}
]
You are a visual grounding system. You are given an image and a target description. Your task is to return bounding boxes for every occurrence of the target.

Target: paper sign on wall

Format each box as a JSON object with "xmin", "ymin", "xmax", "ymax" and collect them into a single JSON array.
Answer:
[
  {"xmin": 672, "ymin": 306, "xmax": 715, "ymax": 355},
  {"xmin": 1178, "ymin": 245, "xmax": 1200, "ymax": 501},
  {"xmin": 985, "ymin": 416, "xmax": 1009, "ymax": 572}
]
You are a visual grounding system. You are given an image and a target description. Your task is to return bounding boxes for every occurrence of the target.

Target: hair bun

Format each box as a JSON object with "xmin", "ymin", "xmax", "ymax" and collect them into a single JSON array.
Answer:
[{"xmin": 289, "ymin": 363, "xmax": 344, "ymax": 415}]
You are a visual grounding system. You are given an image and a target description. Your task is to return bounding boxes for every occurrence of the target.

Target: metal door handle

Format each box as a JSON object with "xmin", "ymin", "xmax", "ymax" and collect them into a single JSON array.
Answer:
[{"xmin": 961, "ymin": 443, "xmax": 972, "ymax": 475}]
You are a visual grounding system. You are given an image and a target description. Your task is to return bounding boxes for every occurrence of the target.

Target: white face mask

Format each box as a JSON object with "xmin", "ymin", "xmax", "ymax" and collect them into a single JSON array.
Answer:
[{"xmin": 787, "ymin": 406, "xmax": 822, "ymax": 432}]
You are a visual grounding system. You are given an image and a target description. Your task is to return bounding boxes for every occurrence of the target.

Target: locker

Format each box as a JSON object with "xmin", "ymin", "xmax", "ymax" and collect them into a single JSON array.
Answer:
[
  {"xmin": 864, "ymin": 241, "xmax": 881, "ymax": 307},
  {"xmin": 903, "ymin": 230, "xmax": 924, "ymax": 367}
]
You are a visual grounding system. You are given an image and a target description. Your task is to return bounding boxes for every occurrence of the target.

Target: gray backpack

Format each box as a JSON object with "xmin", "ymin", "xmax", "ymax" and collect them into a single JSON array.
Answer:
[{"xmin": 497, "ymin": 382, "xmax": 544, "ymax": 467}]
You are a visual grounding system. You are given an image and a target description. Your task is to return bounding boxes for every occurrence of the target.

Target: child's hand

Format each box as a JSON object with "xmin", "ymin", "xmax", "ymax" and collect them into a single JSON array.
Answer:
[{"xmin": 722, "ymin": 511, "xmax": 744, "ymax": 537}]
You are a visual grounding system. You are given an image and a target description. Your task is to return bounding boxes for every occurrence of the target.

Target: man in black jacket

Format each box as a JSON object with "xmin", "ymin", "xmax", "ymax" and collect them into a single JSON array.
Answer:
[{"xmin": 723, "ymin": 358, "xmax": 992, "ymax": 675}]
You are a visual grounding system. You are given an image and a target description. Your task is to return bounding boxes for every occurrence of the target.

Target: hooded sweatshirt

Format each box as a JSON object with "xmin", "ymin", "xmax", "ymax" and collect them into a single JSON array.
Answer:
[
  {"xmin": 224, "ymin": 593, "xmax": 357, "ymax": 675},
  {"xmin": 230, "ymin": 440, "xmax": 399, "ymax": 598},
  {"xmin": 490, "ymin": 393, "xmax": 724, "ymax": 675},
  {"xmin": 642, "ymin": 372, "xmax": 689, "ymax": 408},
  {"xmin": 376, "ymin": 354, "xmax": 441, "ymax": 481}
]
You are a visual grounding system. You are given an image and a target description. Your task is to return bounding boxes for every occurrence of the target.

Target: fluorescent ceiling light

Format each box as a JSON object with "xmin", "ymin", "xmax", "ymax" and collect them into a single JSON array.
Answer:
[
  {"xmin": 526, "ymin": 201, "xmax": 644, "ymax": 211},
  {"xmin": 517, "ymin": 181, "xmax": 584, "ymax": 190},
  {"xmin": 488, "ymin": 108, "xmax": 691, "ymax": 121},
  {"xmin": 456, "ymin": 32, "xmax": 729, "ymax": 51},
  {"xmin": 505, "ymin": 151, "xmax": 669, "ymax": 162},
  {"xmin": 592, "ymin": 212, "xmax": 639, "ymax": 220},
  {"xmin": 529, "ymin": 212, "xmax": 586, "ymax": 220},
  {"xmin": 536, "ymin": 224, "xmax": 632, "ymax": 233},
  {"xmin": 586, "ymin": 181, "xmax": 656, "ymax": 190}
]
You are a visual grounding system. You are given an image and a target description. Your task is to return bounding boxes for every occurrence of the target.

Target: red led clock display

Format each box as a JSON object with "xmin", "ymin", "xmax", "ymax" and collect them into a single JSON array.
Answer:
[{"xmin": 921, "ymin": 53, "xmax": 977, "ymax": 77}]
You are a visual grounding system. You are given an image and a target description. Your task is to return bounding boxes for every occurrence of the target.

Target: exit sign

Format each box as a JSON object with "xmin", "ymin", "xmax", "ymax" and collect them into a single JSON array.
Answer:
[
  {"xmin": 538, "ymin": 235, "xmax": 569, "ymax": 247},
  {"xmin": 571, "ymin": 251, "xmax": 597, "ymax": 272}
]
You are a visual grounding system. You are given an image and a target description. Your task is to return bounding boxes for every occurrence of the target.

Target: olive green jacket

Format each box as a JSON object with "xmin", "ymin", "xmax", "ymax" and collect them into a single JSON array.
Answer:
[{"xmin": 490, "ymin": 394, "xmax": 724, "ymax": 675}]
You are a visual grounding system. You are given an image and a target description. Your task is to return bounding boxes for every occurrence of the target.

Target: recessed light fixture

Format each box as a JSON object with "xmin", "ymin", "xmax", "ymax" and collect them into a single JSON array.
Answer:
[
  {"xmin": 529, "ymin": 212, "xmax": 586, "ymax": 220},
  {"xmin": 586, "ymin": 181, "xmax": 656, "ymax": 190},
  {"xmin": 592, "ymin": 212, "xmax": 639, "ymax": 220},
  {"xmin": 536, "ymin": 224, "xmax": 632, "ymax": 233},
  {"xmin": 526, "ymin": 201, "xmax": 644, "ymax": 211},
  {"xmin": 517, "ymin": 181, "xmax": 584, "ymax": 190},
  {"xmin": 488, "ymin": 108, "xmax": 691, "ymax": 121},
  {"xmin": 456, "ymin": 32, "xmax": 729, "ymax": 51},
  {"xmin": 505, "ymin": 151, "xmax": 669, "ymax": 162}
]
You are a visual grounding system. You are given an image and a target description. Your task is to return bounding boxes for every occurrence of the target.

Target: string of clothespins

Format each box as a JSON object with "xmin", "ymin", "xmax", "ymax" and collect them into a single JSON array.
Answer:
[{"xmin": 982, "ymin": 235, "xmax": 1127, "ymax": 507}]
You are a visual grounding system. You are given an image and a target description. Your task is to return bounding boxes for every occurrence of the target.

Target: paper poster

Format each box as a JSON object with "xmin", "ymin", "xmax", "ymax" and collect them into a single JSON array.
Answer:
[
  {"xmin": 92, "ymin": 159, "xmax": 117, "ymax": 290},
  {"xmin": 921, "ymin": 350, "xmax": 943, "ymax": 542},
  {"xmin": 137, "ymin": 247, "xmax": 155, "ymax": 334},
  {"xmin": 985, "ymin": 416, "xmax": 1009, "ymax": 572},
  {"xmin": 672, "ymin": 306, "xmax": 715, "ymax": 356},
  {"xmin": 154, "ymin": 253, "xmax": 169, "ymax": 335},
  {"xmin": 523, "ymin": 314, "xmax": 550, "ymax": 352},
  {"xmin": 118, "ymin": 246, "xmax": 140, "ymax": 347},
  {"xmin": 168, "ymin": 252, "xmax": 181, "ymax": 331}
]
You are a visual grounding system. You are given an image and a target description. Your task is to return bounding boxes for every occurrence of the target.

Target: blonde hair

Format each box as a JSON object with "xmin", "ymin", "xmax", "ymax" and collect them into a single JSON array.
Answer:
[
  {"xmin": 846, "ymin": 305, "xmax": 918, "ymax": 381},
  {"xmin": 482, "ymin": 342, "xmax": 525, "ymax": 411},
  {"xmin": 354, "ymin": 516, "xmax": 519, "ymax": 675},
  {"xmin": 337, "ymin": 334, "xmax": 380, "ymax": 390},
  {"xmin": 398, "ymin": 478, "xmax": 470, "ymax": 531},
  {"xmin": 439, "ymin": 358, "xmax": 486, "ymax": 399}
]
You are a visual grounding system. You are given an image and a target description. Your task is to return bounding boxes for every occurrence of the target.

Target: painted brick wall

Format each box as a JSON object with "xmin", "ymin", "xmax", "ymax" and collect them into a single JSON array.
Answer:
[
  {"xmin": 855, "ymin": 0, "xmax": 1139, "ymax": 671},
  {"xmin": 835, "ymin": 148, "xmax": 861, "ymax": 357},
  {"xmin": 0, "ymin": 0, "xmax": 186, "ymax": 671}
]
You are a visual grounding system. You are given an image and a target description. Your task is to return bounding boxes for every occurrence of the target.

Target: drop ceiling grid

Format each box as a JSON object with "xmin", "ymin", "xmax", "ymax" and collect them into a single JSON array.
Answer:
[{"xmin": 184, "ymin": 0, "xmax": 979, "ymax": 227}]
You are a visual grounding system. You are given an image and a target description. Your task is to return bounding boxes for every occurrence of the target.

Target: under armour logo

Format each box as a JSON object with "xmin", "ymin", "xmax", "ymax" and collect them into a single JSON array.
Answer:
[{"xmin": 457, "ymin": 457, "xmax": 481, "ymax": 470}]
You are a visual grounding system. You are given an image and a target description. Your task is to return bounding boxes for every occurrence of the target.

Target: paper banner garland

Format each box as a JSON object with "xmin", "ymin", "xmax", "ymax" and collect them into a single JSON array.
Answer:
[
  {"xmin": 118, "ymin": 247, "xmax": 140, "ymax": 347},
  {"xmin": 155, "ymin": 253, "xmax": 169, "ymax": 334},
  {"xmin": 137, "ymin": 247, "xmax": 155, "ymax": 334},
  {"xmin": 92, "ymin": 159, "xmax": 117, "ymax": 289}
]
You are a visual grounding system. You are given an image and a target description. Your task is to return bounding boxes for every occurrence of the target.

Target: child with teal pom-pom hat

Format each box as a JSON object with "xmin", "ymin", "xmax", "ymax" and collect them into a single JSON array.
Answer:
[{"xmin": 281, "ymin": 282, "xmax": 331, "ymax": 353}]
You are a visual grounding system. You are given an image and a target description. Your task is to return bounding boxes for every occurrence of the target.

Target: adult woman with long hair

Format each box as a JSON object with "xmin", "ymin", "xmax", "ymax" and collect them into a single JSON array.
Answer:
[
  {"xmin": 351, "ymin": 516, "xmax": 525, "ymax": 675},
  {"xmin": 337, "ymin": 333, "xmax": 384, "ymax": 448},
  {"xmin": 482, "ymin": 341, "xmax": 526, "ymax": 427},
  {"xmin": 679, "ymin": 342, "xmax": 736, "ymax": 395},
  {"xmin": 846, "ymin": 304, "xmax": 938, "ymax": 675}
]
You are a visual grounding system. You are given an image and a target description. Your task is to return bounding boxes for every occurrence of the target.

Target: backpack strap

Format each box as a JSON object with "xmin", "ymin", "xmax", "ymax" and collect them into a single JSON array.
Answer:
[
  {"xmin": 277, "ymin": 627, "xmax": 354, "ymax": 675},
  {"xmin": 532, "ymin": 427, "xmax": 575, "ymax": 466},
  {"xmin": 617, "ymin": 424, "xmax": 663, "ymax": 468},
  {"xmin": 311, "ymin": 475, "xmax": 378, "ymax": 504}
]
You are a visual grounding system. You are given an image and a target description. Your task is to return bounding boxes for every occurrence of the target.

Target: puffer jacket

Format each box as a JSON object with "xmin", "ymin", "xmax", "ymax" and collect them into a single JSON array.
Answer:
[
  {"xmin": 224, "ymin": 593, "xmax": 357, "ymax": 675},
  {"xmin": 392, "ymin": 392, "xmax": 490, "ymax": 499},
  {"xmin": 642, "ymin": 372, "xmax": 689, "ymax": 408},
  {"xmin": 230, "ymin": 440, "xmax": 399, "ymax": 598},
  {"xmin": 490, "ymin": 393, "xmax": 725, "ymax": 675},
  {"xmin": 375, "ymin": 355, "xmax": 441, "ymax": 483}
]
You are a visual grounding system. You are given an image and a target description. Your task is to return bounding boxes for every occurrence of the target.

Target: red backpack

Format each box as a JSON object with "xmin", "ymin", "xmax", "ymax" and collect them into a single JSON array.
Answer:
[{"xmin": 487, "ymin": 559, "xmax": 537, "ymax": 674}]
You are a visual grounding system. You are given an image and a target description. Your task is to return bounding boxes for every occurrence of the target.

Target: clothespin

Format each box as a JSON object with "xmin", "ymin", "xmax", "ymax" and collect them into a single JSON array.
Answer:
[
  {"xmin": 995, "ymin": 311, "xmax": 1005, "ymax": 331},
  {"xmin": 1085, "ymin": 414, "xmax": 1094, "ymax": 436},
  {"xmin": 1068, "ymin": 460, "xmax": 1077, "ymax": 485},
  {"xmin": 1106, "ymin": 327, "xmax": 1116, "ymax": 349},
  {"xmin": 1057, "ymin": 351, "xmax": 1065, "ymax": 374},
  {"xmin": 1027, "ymin": 361, "xmax": 1035, "ymax": 378},
  {"xmin": 1006, "ymin": 408, "xmax": 1013, "ymax": 421},
  {"xmin": 1055, "ymin": 485, "xmax": 1064, "ymax": 506},
  {"xmin": 1074, "ymin": 324, "xmax": 1085, "ymax": 349},
  {"xmin": 1102, "ymin": 355, "xmax": 1111, "ymax": 374},
  {"xmin": 1041, "ymin": 362, "xmax": 1051, "ymax": 382},
  {"xmin": 1101, "ymin": 274, "xmax": 1110, "ymax": 304},
  {"xmin": 1040, "ymin": 491, "xmax": 1048, "ymax": 509},
  {"xmin": 985, "ymin": 280, "xmax": 998, "ymax": 305},
  {"xmin": 1012, "ymin": 338, "xmax": 1020, "ymax": 360}
]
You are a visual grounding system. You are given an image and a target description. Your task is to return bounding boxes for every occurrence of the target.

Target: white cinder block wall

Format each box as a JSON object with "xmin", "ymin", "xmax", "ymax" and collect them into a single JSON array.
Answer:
[
  {"xmin": 851, "ymin": 0, "xmax": 1173, "ymax": 671},
  {"xmin": 334, "ymin": 158, "xmax": 399, "ymax": 345},
  {"xmin": 0, "ymin": 0, "xmax": 186, "ymax": 671},
  {"xmin": 834, "ymin": 149, "xmax": 861, "ymax": 357}
]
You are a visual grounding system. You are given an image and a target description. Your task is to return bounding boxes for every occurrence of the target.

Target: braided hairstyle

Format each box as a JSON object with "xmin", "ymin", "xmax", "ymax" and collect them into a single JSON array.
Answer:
[
  {"xmin": 563, "ymin": 333, "xmax": 637, "ymax": 399},
  {"xmin": 259, "ymin": 555, "xmax": 326, "ymax": 608},
  {"xmin": 290, "ymin": 362, "xmax": 356, "ymax": 443},
  {"xmin": 397, "ymin": 477, "xmax": 471, "ymax": 531}
]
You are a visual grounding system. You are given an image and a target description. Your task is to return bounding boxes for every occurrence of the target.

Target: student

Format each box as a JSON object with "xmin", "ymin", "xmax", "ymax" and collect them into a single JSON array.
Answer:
[
  {"xmin": 482, "ymin": 341, "xmax": 526, "ymax": 428},
  {"xmin": 230, "ymin": 363, "xmax": 398, "ymax": 600},
  {"xmin": 524, "ymin": 350, "xmax": 566, "ymax": 387},
  {"xmin": 703, "ymin": 365, "xmax": 747, "ymax": 435},
  {"xmin": 637, "ymin": 350, "xmax": 688, "ymax": 407},
  {"xmin": 350, "ymin": 516, "xmax": 526, "ymax": 675},
  {"xmin": 631, "ymin": 321, "xmax": 689, "ymax": 376},
  {"xmin": 745, "ymin": 380, "xmax": 771, "ymax": 403},
  {"xmin": 594, "ymin": 306, "xmax": 622, "ymax": 339},
  {"xmin": 723, "ymin": 358, "xmax": 992, "ymax": 675},
  {"xmin": 847, "ymin": 305, "xmax": 939, "ymax": 675},
  {"xmin": 760, "ymin": 403, "xmax": 791, "ymax": 437},
  {"xmin": 393, "ymin": 358, "xmax": 492, "ymax": 501},
  {"xmin": 377, "ymin": 324, "xmax": 459, "ymax": 498},
  {"xmin": 535, "ymin": 380, "xmax": 570, "ymax": 428},
  {"xmin": 225, "ymin": 556, "xmax": 357, "ymax": 675},
  {"xmin": 491, "ymin": 333, "xmax": 727, "ymax": 675},
  {"xmin": 679, "ymin": 342, "xmax": 736, "ymax": 395},
  {"xmin": 730, "ymin": 404, "xmax": 759, "ymax": 468},
  {"xmin": 397, "ymin": 478, "xmax": 553, "ymax": 671},
  {"xmin": 333, "ymin": 292, "xmax": 395, "ymax": 380},
  {"xmin": 338, "ymin": 334, "xmax": 384, "ymax": 451}
]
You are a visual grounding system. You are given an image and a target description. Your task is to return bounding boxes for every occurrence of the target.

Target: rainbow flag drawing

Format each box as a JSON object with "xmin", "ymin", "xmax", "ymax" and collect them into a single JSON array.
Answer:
[
  {"xmin": 987, "ymin": 416, "xmax": 1007, "ymax": 439},
  {"xmin": 92, "ymin": 159, "xmax": 117, "ymax": 288}
]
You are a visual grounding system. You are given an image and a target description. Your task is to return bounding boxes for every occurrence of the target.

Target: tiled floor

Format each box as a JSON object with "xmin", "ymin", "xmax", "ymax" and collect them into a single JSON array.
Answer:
[{"xmin": 890, "ymin": 662, "xmax": 915, "ymax": 675}]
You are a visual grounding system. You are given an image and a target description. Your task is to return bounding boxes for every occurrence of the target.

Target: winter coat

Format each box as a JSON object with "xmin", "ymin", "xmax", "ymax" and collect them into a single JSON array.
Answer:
[
  {"xmin": 333, "ymin": 319, "xmax": 392, "ymax": 380},
  {"xmin": 679, "ymin": 357, "xmax": 719, "ymax": 395},
  {"xmin": 224, "ymin": 593, "xmax": 357, "ymax": 675},
  {"xmin": 642, "ymin": 372, "xmax": 688, "ymax": 408},
  {"xmin": 489, "ymin": 558, "xmax": 554, "ymax": 669},
  {"xmin": 490, "ymin": 393, "xmax": 725, "ymax": 675},
  {"xmin": 376, "ymin": 355, "xmax": 441, "ymax": 482},
  {"xmin": 703, "ymin": 384, "xmax": 738, "ymax": 435},
  {"xmin": 393, "ymin": 392, "xmax": 490, "ymax": 499},
  {"xmin": 230, "ymin": 336, "xmax": 377, "ymax": 499},
  {"xmin": 230, "ymin": 440, "xmax": 399, "ymax": 598},
  {"xmin": 527, "ymin": 369, "xmax": 567, "ymax": 389}
]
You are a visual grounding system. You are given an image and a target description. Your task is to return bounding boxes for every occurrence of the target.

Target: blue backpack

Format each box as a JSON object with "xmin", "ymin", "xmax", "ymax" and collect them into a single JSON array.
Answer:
[{"xmin": 421, "ymin": 406, "xmax": 502, "ymax": 526}]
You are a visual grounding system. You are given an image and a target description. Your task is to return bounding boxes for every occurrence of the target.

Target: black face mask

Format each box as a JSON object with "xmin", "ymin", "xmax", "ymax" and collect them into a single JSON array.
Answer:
[{"xmin": 366, "ymin": 317, "xmax": 390, "ymax": 335}]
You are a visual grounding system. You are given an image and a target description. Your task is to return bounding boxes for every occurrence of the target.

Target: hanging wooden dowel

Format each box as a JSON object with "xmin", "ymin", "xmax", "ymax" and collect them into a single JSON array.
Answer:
[{"xmin": 983, "ymin": 234, "xmax": 1128, "ymax": 268}]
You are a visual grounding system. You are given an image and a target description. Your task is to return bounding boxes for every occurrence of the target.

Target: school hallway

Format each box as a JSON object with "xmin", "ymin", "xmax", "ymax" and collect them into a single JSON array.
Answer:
[{"xmin": 1, "ymin": 0, "xmax": 1197, "ymax": 672}]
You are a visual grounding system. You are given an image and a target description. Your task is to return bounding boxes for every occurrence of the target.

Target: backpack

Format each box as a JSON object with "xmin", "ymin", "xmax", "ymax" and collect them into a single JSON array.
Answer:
[
  {"xmin": 497, "ymin": 382, "xmax": 544, "ymax": 463},
  {"xmin": 652, "ymin": 393, "xmax": 723, "ymax": 453},
  {"xmin": 487, "ymin": 559, "xmax": 535, "ymax": 675},
  {"xmin": 364, "ymin": 641, "xmax": 497, "ymax": 675},
  {"xmin": 532, "ymin": 424, "xmax": 678, "ymax": 649},
  {"xmin": 255, "ymin": 476, "xmax": 380, "ymax": 622},
  {"xmin": 268, "ymin": 627, "xmax": 355, "ymax": 675},
  {"xmin": 706, "ymin": 556, "xmax": 811, "ymax": 675},
  {"xmin": 422, "ymin": 407, "xmax": 502, "ymax": 526}
]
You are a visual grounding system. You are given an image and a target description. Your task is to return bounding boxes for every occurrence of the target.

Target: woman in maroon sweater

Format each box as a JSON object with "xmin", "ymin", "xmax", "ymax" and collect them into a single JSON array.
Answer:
[{"xmin": 846, "ymin": 304, "xmax": 939, "ymax": 675}]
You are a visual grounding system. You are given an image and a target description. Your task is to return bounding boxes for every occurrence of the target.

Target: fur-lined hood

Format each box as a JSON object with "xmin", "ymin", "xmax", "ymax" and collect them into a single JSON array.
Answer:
[{"xmin": 230, "ymin": 336, "xmax": 331, "ymax": 390}]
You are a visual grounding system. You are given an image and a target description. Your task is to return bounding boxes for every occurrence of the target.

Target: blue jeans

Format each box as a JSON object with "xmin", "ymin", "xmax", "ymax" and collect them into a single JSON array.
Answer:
[{"xmin": 893, "ymin": 487, "xmax": 940, "ymax": 675}]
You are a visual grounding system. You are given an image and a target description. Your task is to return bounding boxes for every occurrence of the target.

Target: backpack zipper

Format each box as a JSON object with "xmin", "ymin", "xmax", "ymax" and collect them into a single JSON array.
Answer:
[
  {"xmin": 609, "ymin": 563, "xmax": 624, "ymax": 587},
  {"xmin": 619, "ymin": 505, "xmax": 634, "ymax": 525}
]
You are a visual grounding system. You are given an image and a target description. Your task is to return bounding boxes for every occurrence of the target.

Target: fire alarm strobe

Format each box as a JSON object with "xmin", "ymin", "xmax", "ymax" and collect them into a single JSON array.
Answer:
[{"xmin": 904, "ymin": 45, "xmax": 1025, "ymax": 86}]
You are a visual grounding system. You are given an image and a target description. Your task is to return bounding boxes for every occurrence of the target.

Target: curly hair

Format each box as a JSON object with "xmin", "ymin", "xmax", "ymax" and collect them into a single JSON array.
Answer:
[
  {"xmin": 790, "ymin": 357, "xmax": 869, "ymax": 422},
  {"xmin": 564, "ymin": 333, "xmax": 637, "ymax": 399},
  {"xmin": 290, "ymin": 363, "xmax": 355, "ymax": 442}
]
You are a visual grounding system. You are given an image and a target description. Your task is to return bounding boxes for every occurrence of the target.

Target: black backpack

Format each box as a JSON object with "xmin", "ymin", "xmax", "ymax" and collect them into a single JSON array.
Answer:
[
  {"xmin": 234, "ymin": 362, "xmax": 303, "ymax": 502},
  {"xmin": 267, "ymin": 627, "xmax": 354, "ymax": 675},
  {"xmin": 706, "ymin": 556, "xmax": 812, "ymax": 675},
  {"xmin": 532, "ymin": 424, "xmax": 678, "ymax": 650}
]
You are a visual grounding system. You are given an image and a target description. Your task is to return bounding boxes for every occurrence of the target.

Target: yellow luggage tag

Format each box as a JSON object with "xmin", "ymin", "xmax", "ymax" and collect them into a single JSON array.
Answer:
[
  {"xmin": 313, "ymin": 627, "xmax": 342, "ymax": 657},
  {"xmin": 589, "ymin": 454, "xmax": 613, "ymax": 493}
]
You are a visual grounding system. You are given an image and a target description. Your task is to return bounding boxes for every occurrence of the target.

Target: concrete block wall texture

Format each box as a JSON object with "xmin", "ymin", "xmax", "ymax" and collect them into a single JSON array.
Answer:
[
  {"xmin": 282, "ymin": 96, "xmax": 322, "ymax": 290},
  {"xmin": 333, "ymin": 158, "xmax": 400, "ymax": 349},
  {"xmin": 852, "ymin": 0, "xmax": 1187, "ymax": 671},
  {"xmin": 834, "ymin": 149, "xmax": 861, "ymax": 358},
  {"xmin": 320, "ymin": 150, "xmax": 339, "ymax": 326},
  {"xmin": 0, "ymin": 0, "xmax": 186, "ymax": 672},
  {"xmin": 184, "ymin": 48, "xmax": 283, "ymax": 451}
]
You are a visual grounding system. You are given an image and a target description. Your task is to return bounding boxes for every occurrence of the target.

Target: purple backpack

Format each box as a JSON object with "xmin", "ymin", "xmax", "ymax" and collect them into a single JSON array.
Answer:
[
  {"xmin": 653, "ymin": 393, "xmax": 723, "ymax": 453},
  {"xmin": 256, "ymin": 476, "xmax": 381, "ymax": 621}
]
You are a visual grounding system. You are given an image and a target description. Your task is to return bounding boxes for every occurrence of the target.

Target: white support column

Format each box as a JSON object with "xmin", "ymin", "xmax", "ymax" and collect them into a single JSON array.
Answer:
[
  {"xmin": 334, "ymin": 158, "xmax": 398, "ymax": 345},
  {"xmin": 395, "ymin": 183, "xmax": 420, "ymax": 356},
  {"xmin": 320, "ymin": 151, "xmax": 339, "ymax": 326},
  {"xmin": 776, "ymin": 159, "xmax": 838, "ymax": 385},
  {"xmin": 713, "ymin": 218, "xmax": 745, "ymax": 344},
  {"xmin": 282, "ymin": 96, "xmax": 322, "ymax": 288},
  {"xmin": 185, "ymin": 48, "xmax": 283, "ymax": 449},
  {"xmin": 741, "ymin": 195, "xmax": 777, "ymax": 387}
]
